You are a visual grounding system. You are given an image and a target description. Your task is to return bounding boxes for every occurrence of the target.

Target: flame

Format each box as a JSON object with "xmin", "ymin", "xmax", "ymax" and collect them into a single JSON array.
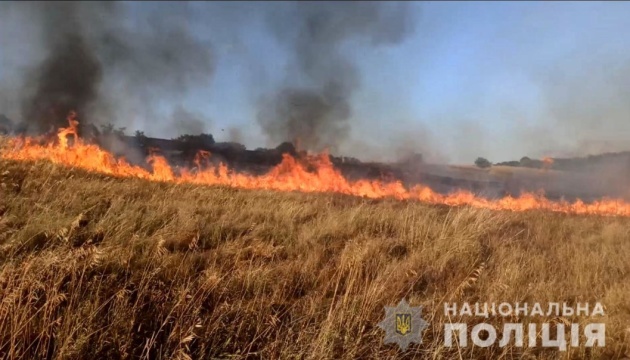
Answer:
[
  {"xmin": 542, "ymin": 156, "xmax": 554, "ymax": 171},
  {"xmin": 3, "ymin": 114, "xmax": 630, "ymax": 217},
  {"xmin": 542, "ymin": 156, "xmax": 554, "ymax": 165}
]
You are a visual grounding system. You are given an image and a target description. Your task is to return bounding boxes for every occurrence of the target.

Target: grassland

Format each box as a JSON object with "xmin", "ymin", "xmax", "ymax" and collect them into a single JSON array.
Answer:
[{"xmin": 1, "ymin": 155, "xmax": 630, "ymax": 359}]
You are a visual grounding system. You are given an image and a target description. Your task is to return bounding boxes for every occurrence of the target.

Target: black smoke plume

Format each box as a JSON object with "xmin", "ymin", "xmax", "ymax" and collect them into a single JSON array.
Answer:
[
  {"xmin": 4, "ymin": 1, "xmax": 214, "ymax": 135},
  {"xmin": 19, "ymin": 2, "xmax": 105, "ymax": 133},
  {"xmin": 257, "ymin": 2, "xmax": 414, "ymax": 152}
]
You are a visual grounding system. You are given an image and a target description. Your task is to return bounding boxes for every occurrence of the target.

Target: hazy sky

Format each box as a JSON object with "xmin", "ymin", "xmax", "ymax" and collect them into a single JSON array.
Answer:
[{"xmin": 2, "ymin": 1, "xmax": 630, "ymax": 164}]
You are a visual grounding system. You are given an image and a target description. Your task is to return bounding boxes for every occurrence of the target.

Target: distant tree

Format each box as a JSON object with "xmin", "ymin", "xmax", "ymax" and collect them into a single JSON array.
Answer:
[
  {"xmin": 520, "ymin": 156, "xmax": 533, "ymax": 168},
  {"xmin": 199, "ymin": 133, "xmax": 215, "ymax": 145},
  {"xmin": 177, "ymin": 133, "xmax": 215, "ymax": 148},
  {"xmin": 475, "ymin": 157, "xmax": 492, "ymax": 168},
  {"xmin": 134, "ymin": 130, "xmax": 146, "ymax": 138},
  {"xmin": 99, "ymin": 123, "xmax": 126, "ymax": 137},
  {"xmin": 100, "ymin": 123, "xmax": 115, "ymax": 135},
  {"xmin": 276, "ymin": 141, "xmax": 296, "ymax": 155},
  {"xmin": 113, "ymin": 127, "xmax": 126, "ymax": 137},
  {"xmin": 340, "ymin": 156, "xmax": 360, "ymax": 164},
  {"xmin": 83, "ymin": 123, "xmax": 100, "ymax": 139},
  {"xmin": 495, "ymin": 160, "xmax": 520, "ymax": 167}
]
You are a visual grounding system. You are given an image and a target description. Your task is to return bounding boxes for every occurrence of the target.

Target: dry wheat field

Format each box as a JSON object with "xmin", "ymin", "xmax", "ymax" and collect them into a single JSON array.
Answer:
[{"xmin": 1, "ymin": 153, "xmax": 630, "ymax": 359}]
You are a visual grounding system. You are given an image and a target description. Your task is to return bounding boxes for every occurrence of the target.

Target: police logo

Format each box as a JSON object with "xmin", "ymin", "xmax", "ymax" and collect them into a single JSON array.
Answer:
[
  {"xmin": 396, "ymin": 313, "xmax": 411, "ymax": 335},
  {"xmin": 378, "ymin": 299, "xmax": 429, "ymax": 351}
]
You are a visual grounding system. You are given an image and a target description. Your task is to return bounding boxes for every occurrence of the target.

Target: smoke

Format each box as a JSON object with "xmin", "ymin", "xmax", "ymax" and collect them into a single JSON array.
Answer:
[
  {"xmin": 534, "ymin": 59, "xmax": 630, "ymax": 158},
  {"xmin": 461, "ymin": 3, "xmax": 630, "ymax": 164},
  {"xmin": 337, "ymin": 117, "xmax": 449, "ymax": 164},
  {"xmin": 168, "ymin": 105, "xmax": 210, "ymax": 137},
  {"xmin": 11, "ymin": 2, "xmax": 103, "ymax": 133},
  {"xmin": 257, "ymin": 2, "xmax": 414, "ymax": 152},
  {"xmin": 227, "ymin": 127, "xmax": 244, "ymax": 143},
  {"xmin": 22, "ymin": 33, "xmax": 103, "ymax": 132},
  {"xmin": 1, "ymin": 1, "xmax": 214, "ymax": 134},
  {"xmin": 1, "ymin": 1, "xmax": 418, "ymax": 156}
]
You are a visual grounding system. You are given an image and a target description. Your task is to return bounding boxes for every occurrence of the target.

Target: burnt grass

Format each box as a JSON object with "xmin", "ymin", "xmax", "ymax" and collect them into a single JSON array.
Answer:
[{"xmin": 0, "ymin": 157, "xmax": 629, "ymax": 359}]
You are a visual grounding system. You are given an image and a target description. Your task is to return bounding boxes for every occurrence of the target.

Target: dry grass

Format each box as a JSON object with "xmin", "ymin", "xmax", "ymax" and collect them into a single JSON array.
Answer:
[{"xmin": 1, "ymin": 156, "xmax": 630, "ymax": 359}]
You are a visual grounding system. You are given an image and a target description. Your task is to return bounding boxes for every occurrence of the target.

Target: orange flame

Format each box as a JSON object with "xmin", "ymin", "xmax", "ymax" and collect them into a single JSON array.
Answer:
[
  {"xmin": 542, "ymin": 156, "xmax": 554, "ymax": 171},
  {"xmin": 3, "ymin": 116, "xmax": 630, "ymax": 217}
]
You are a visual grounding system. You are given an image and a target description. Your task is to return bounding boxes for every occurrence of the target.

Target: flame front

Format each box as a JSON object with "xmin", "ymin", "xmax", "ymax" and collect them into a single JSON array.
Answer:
[{"xmin": 3, "ymin": 115, "xmax": 630, "ymax": 217}]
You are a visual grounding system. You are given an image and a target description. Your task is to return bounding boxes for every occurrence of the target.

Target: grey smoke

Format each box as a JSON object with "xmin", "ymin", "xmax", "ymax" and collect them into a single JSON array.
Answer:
[
  {"xmin": 257, "ymin": 2, "xmax": 414, "ymax": 152},
  {"xmin": 169, "ymin": 105, "xmax": 209, "ymax": 137},
  {"xmin": 1, "ymin": 1, "xmax": 417, "ymax": 155},
  {"xmin": 227, "ymin": 127, "xmax": 243, "ymax": 143},
  {"xmin": 534, "ymin": 59, "xmax": 630, "ymax": 158},
  {"xmin": 18, "ymin": 2, "xmax": 105, "ymax": 133},
  {"xmin": 1, "ymin": 1, "xmax": 214, "ymax": 134}
]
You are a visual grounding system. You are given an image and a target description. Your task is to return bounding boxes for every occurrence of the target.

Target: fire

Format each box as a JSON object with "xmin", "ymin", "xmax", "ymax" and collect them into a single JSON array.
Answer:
[
  {"xmin": 542, "ymin": 156, "xmax": 554, "ymax": 171},
  {"xmin": 3, "ymin": 115, "xmax": 630, "ymax": 217}
]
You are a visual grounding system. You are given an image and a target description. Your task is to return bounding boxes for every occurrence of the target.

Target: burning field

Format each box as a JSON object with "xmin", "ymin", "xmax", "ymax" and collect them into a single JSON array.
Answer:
[
  {"xmin": 3, "ymin": 2, "xmax": 630, "ymax": 359},
  {"xmin": 1, "ymin": 132, "xmax": 630, "ymax": 359},
  {"xmin": 3, "ymin": 113, "xmax": 630, "ymax": 218},
  {"xmin": 1, "ymin": 114, "xmax": 630, "ymax": 359}
]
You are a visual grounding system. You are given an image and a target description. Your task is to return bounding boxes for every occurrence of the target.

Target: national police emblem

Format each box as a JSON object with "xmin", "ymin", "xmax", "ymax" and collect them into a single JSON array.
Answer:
[
  {"xmin": 396, "ymin": 313, "xmax": 411, "ymax": 335},
  {"xmin": 378, "ymin": 298, "xmax": 429, "ymax": 351}
]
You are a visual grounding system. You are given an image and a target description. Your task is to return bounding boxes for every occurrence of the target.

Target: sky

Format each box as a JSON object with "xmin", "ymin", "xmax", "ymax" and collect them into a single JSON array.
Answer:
[{"xmin": 2, "ymin": 1, "xmax": 630, "ymax": 164}]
